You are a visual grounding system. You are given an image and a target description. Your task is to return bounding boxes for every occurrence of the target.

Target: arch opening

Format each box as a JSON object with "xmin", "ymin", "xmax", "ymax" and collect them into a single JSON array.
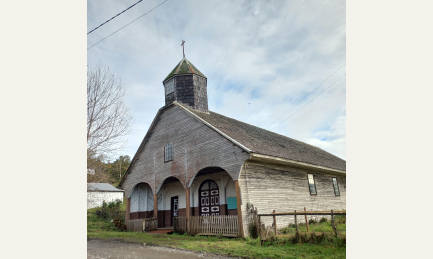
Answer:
[
  {"xmin": 189, "ymin": 166, "xmax": 238, "ymax": 217},
  {"xmin": 128, "ymin": 182, "xmax": 155, "ymax": 220}
]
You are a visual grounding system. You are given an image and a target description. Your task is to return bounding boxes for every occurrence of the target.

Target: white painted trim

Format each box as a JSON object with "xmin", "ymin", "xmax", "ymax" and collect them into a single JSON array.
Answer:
[
  {"xmin": 175, "ymin": 101, "xmax": 251, "ymax": 153},
  {"xmin": 249, "ymin": 153, "xmax": 346, "ymax": 176}
]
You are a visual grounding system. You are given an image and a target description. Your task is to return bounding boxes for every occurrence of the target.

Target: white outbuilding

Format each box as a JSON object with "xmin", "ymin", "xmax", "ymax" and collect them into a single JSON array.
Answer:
[{"xmin": 87, "ymin": 183, "xmax": 124, "ymax": 209}]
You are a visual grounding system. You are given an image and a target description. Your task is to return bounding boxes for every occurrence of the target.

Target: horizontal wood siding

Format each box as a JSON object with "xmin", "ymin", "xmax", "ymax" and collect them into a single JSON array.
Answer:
[{"xmin": 239, "ymin": 161, "xmax": 346, "ymax": 236}]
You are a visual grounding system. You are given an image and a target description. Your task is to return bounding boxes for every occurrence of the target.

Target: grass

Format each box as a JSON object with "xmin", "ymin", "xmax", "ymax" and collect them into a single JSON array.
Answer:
[
  {"xmin": 88, "ymin": 207, "xmax": 346, "ymax": 259},
  {"xmin": 280, "ymin": 218, "xmax": 346, "ymax": 236}
]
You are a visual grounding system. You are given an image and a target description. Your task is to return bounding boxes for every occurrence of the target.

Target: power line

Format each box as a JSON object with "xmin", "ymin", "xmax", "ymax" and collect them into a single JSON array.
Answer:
[
  {"xmin": 270, "ymin": 73, "xmax": 346, "ymax": 130},
  {"xmin": 87, "ymin": 0, "xmax": 169, "ymax": 50},
  {"xmin": 87, "ymin": 0, "xmax": 144, "ymax": 35},
  {"xmin": 265, "ymin": 63, "xmax": 345, "ymax": 129}
]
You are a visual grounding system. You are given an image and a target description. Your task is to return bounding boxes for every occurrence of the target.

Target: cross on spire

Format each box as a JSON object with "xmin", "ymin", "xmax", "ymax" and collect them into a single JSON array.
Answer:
[{"xmin": 181, "ymin": 40, "xmax": 185, "ymax": 57}]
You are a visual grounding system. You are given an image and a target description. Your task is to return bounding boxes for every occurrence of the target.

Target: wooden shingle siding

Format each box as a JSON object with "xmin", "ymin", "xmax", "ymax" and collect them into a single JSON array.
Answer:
[
  {"xmin": 122, "ymin": 105, "xmax": 249, "ymax": 198},
  {"xmin": 239, "ymin": 161, "xmax": 346, "ymax": 236}
]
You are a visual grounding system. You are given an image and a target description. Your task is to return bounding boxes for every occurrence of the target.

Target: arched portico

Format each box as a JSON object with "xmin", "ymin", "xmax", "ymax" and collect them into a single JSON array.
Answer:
[
  {"xmin": 188, "ymin": 166, "xmax": 238, "ymax": 217},
  {"xmin": 156, "ymin": 176, "xmax": 185, "ymax": 228}
]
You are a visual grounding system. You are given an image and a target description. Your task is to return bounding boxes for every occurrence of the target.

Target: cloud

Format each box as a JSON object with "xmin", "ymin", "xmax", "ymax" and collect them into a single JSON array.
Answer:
[{"xmin": 87, "ymin": 0, "xmax": 346, "ymax": 160}]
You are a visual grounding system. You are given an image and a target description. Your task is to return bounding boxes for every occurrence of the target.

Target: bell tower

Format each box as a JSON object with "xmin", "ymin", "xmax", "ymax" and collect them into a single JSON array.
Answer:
[{"xmin": 163, "ymin": 56, "xmax": 208, "ymax": 113}]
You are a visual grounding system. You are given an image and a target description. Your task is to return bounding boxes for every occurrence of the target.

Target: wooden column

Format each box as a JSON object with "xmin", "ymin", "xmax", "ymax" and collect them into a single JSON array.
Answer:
[
  {"xmin": 185, "ymin": 187, "xmax": 190, "ymax": 232},
  {"xmin": 154, "ymin": 193, "xmax": 158, "ymax": 219},
  {"xmin": 234, "ymin": 180, "xmax": 244, "ymax": 237},
  {"xmin": 125, "ymin": 197, "xmax": 131, "ymax": 225}
]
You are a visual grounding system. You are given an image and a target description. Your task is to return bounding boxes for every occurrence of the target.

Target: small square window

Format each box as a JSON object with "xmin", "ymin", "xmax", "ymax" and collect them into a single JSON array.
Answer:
[
  {"xmin": 307, "ymin": 174, "xmax": 317, "ymax": 195},
  {"xmin": 332, "ymin": 177, "xmax": 340, "ymax": 196}
]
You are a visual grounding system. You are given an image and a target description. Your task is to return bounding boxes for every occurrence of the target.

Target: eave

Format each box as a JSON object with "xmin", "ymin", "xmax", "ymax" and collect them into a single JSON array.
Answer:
[{"xmin": 248, "ymin": 153, "xmax": 346, "ymax": 176}]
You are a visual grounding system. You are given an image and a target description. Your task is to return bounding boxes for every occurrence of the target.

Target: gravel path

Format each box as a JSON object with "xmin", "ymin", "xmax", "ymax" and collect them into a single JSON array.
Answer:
[{"xmin": 87, "ymin": 239, "xmax": 235, "ymax": 259}]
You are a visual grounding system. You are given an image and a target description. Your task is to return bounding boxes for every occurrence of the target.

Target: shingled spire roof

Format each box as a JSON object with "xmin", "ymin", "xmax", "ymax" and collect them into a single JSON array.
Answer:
[{"xmin": 164, "ymin": 57, "xmax": 206, "ymax": 81}]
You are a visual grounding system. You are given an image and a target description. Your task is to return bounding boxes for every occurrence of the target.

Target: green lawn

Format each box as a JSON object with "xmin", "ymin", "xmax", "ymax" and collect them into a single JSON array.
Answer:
[{"xmin": 88, "ymin": 207, "xmax": 346, "ymax": 259}]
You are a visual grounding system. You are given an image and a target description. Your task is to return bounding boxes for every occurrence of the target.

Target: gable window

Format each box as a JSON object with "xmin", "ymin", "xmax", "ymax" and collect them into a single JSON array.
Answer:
[
  {"xmin": 332, "ymin": 177, "xmax": 340, "ymax": 196},
  {"xmin": 165, "ymin": 79, "xmax": 174, "ymax": 95},
  {"xmin": 164, "ymin": 142, "xmax": 173, "ymax": 162},
  {"xmin": 307, "ymin": 174, "xmax": 317, "ymax": 195}
]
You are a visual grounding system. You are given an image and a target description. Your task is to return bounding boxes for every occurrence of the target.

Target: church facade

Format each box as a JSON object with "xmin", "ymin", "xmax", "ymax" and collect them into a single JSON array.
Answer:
[{"xmin": 119, "ymin": 57, "xmax": 346, "ymax": 237}]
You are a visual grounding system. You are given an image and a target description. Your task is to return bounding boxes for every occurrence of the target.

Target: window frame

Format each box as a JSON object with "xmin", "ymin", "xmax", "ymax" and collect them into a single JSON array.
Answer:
[
  {"xmin": 165, "ymin": 79, "xmax": 175, "ymax": 95},
  {"xmin": 164, "ymin": 142, "xmax": 173, "ymax": 162},
  {"xmin": 307, "ymin": 174, "xmax": 317, "ymax": 195},
  {"xmin": 332, "ymin": 177, "xmax": 340, "ymax": 196}
]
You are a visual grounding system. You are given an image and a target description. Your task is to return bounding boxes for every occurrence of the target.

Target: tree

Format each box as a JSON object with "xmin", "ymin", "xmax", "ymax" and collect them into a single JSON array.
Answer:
[
  {"xmin": 106, "ymin": 155, "xmax": 131, "ymax": 183},
  {"xmin": 87, "ymin": 63, "xmax": 133, "ymax": 160}
]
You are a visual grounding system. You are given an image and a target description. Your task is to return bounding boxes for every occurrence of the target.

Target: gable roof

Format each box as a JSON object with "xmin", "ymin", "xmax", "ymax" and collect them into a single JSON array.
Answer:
[
  {"xmin": 87, "ymin": 183, "xmax": 124, "ymax": 192},
  {"xmin": 164, "ymin": 57, "xmax": 206, "ymax": 81},
  {"xmin": 120, "ymin": 102, "xmax": 345, "ymax": 186},
  {"xmin": 176, "ymin": 102, "xmax": 346, "ymax": 172}
]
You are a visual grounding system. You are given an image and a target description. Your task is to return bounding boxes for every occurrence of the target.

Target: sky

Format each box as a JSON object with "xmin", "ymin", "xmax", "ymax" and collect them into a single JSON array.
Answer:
[{"xmin": 87, "ymin": 0, "xmax": 346, "ymax": 161}]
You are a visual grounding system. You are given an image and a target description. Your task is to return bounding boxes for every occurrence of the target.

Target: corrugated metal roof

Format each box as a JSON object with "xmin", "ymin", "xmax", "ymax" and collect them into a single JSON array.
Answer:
[{"xmin": 87, "ymin": 183, "xmax": 124, "ymax": 192}]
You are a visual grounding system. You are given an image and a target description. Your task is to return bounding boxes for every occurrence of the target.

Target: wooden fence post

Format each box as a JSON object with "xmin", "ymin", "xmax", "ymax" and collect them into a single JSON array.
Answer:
[
  {"xmin": 272, "ymin": 210, "xmax": 277, "ymax": 235},
  {"xmin": 294, "ymin": 210, "xmax": 299, "ymax": 234},
  {"xmin": 331, "ymin": 209, "xmax": 337, "ymax": 236},
  {"xmin": 304, "ymin": 207, "xmax": 309, "ymax": 233}
]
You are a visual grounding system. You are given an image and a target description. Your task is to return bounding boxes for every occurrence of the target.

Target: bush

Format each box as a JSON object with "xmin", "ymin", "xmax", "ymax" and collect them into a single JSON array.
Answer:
[
  {"xmin": 249, "ymin": 222, "xmax": 259, "ymax": 239},
  {"xmin": 113, "ymin": 218, "xmax": 126, "ymax": 231},
  {"xmin": 319, "ymin": 217, "xmax": 328, "ymax": 223},
  {"xmin": 308, "ymin": 218, "xmax": 317, "ymax": 225},
  {"xmin": 95, "ymin": 201, "xmax": 109, "ymax": 220}
]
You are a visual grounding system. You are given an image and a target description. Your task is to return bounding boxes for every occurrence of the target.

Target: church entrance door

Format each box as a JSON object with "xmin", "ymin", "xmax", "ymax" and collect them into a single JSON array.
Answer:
[
  {"xmin": 170, "ymin": 196, "xmax": 178, "ymax": 226},
  {"xmin": 199, "ymin": 180, "xmax": 220, "ymax": 216}
]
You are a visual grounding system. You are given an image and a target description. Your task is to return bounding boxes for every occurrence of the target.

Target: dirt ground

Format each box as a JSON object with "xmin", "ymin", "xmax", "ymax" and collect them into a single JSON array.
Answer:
[{"xmin": 87, "ymin": 239, "xmax": 235, "ymax": 259}]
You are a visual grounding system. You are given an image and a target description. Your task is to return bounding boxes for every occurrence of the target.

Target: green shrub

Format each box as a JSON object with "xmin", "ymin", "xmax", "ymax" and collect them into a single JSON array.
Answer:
[
  {"xmin": 249, "ymin": 222, "xmax": 259, "ymax": 239},
  {"xmin": 308, "ymin": 219, "xmax": 317, "ymax": 225},
  {"xmin": 319, "ymin": 217, "xmax": 328, "ymax": 223}
]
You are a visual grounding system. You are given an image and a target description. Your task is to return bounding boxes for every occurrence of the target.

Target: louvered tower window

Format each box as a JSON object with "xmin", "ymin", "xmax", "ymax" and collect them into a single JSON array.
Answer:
[{"xmin": 164, "ymin": 142, "xmax": 173, "ymax": 162}]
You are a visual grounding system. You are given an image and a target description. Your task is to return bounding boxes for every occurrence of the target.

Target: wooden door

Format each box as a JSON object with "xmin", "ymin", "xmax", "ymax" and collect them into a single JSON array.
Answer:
[
  {"xmin": 170, "ymin": 196, "xmax": 178, "ymax": 226},
  {"xmin": 199, "ymin": 180, "xmax": 220, "ymax": 216}
]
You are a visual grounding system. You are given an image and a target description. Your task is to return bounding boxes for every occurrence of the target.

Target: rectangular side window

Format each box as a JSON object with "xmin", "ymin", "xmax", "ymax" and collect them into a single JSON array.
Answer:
[
  {"xmin": 332, "ymin": 177, "xmax": 340, "ymax": 196},
  {"xmin": 307, "ymin": 174, "xmax": 317, "ymax": 195}
]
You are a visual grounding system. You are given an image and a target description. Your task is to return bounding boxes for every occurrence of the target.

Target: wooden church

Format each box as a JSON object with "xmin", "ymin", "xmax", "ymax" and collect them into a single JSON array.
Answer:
[{"xmin": 119, "ymin": 54, "xmax": 346, "ymax": 237}]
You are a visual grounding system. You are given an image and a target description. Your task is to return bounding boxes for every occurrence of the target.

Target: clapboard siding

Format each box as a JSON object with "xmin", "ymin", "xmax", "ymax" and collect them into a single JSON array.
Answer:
[
  {"xmin": 122, "ymin": 105, "xmax": 249, "ymax": 198},
  {"xmin": 239, "ymin": 161, "xmax": 346, "ymax": 236}
]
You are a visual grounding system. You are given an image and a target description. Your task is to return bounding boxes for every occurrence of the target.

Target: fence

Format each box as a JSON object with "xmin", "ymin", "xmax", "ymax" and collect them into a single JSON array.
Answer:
[
  {"xmin": 251, "ymin": 205, "xmax": 346, "ymax": 240},
  {"xmin": 126, "ymin": 218, "xmax": 158, "ymax": 232},
  {"xmin": 174, "ymin": 215, "xmax": 239, "ymax": 237}
]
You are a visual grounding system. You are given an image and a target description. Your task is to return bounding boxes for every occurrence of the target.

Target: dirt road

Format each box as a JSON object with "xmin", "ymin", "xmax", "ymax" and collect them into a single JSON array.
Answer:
[{"xmin": 87, "ymin": 239, "xmax": 234, "ymax": 259}]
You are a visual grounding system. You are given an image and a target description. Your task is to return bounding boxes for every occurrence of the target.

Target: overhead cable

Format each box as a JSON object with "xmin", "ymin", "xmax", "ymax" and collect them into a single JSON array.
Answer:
[
  {"xmin": 265, "ymin": 63, "xmax": 346, "ymax": 129},
  {"xmin": 270, "ymin": 73, "xmax": 346, "ymax": 130},
  {"xmin": 87, "ymin": 0, "xmax": 169, "ymax": 50},
  {"xmin": 87, "ymin": 0, "xmax": 144, "ymax": 35}
]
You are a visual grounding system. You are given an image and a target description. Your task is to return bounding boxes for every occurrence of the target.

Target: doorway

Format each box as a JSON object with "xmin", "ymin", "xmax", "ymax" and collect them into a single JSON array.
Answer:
[
  {"xmin": 170, "ymin": 196, "xmax": 178, "ymax": 226},
  {"xmin": 199, "ymin": 180, "xmax": 220, "ymax": 216}
]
